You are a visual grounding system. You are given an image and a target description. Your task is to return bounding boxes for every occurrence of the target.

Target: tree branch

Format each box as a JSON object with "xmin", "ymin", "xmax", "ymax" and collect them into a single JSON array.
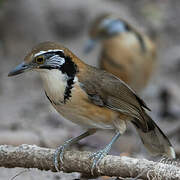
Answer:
[{"xmin": 0, "ymin": 144, "xmax": 179, "ymax": 179}]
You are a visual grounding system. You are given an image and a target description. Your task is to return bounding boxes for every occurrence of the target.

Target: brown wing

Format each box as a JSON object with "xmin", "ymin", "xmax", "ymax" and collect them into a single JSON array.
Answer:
[{"xmin": 79, "ymin": 66, "xmax": 150, "ymax": 121}]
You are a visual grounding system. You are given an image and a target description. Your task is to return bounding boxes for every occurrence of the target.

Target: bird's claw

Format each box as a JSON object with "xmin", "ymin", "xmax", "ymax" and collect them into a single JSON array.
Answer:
[
  {"xmin": 89, "ymin": 148, "xmax": 109, "ymax": 175},
  {"xmin": 53, "ymin": 144, "xmax": 69, "ymax": 172}
]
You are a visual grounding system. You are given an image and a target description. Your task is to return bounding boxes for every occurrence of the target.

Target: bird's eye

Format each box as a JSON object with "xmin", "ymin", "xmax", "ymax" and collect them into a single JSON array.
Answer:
[{"xmin": 35, "ymin": 56, "xmax": 45, "ymax": 64}]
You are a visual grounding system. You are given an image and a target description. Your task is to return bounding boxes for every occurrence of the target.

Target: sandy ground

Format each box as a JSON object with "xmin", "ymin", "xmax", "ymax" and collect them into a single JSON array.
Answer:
[{"xmin": 0, "ymin": 0, "xmax": 180, "ymax": 179}]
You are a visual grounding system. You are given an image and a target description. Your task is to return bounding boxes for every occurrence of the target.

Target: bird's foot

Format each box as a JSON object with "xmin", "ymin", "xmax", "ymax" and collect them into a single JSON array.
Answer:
[
  {"xmin": 89, "ymin": 147, "xmax": 110, "ymax": 175},
  {"xmin": 53, "ymin": 130, "xmax": 96, "ymax": 172},
  {"xmin": 54, "ymin": 141, "xmax": 71, "ymax": 172}
]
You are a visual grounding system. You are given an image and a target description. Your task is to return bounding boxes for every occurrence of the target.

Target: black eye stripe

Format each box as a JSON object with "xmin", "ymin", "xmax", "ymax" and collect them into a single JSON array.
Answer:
[{"xmin": 57, "ymin": 51, "xmax": 65, "ymax": 58}]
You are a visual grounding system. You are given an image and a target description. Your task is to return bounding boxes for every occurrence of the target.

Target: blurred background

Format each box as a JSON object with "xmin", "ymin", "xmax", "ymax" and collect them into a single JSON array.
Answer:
[{"xmin": 1, "ymin": 0, "xmax": 180, "ymax": 179}]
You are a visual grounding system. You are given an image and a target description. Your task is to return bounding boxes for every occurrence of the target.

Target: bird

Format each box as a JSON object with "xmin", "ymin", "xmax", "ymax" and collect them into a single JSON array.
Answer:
[
  {"xmin": 84, "ymin": 14, "xmax": 157, "ymax": 93},
  {"xmin": 8, "ymin": 41, "xmax": 175, "ymax": 175}
]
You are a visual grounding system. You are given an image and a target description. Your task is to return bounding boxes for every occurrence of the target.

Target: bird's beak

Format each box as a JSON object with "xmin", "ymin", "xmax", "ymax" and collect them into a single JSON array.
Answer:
[
  {"xmin": 83, "ymin": 39, "xmax": 97, "ymax": 54},
  {"xmin": 8, "ymin": 62, "xmax": 30, "ymax": 77}
]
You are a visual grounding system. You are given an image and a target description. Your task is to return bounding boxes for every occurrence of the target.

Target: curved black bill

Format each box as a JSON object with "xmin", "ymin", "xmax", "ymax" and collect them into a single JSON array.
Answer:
[{"xmin": 8, "ymin": 62, "xmax": 29, "ymax": 77}]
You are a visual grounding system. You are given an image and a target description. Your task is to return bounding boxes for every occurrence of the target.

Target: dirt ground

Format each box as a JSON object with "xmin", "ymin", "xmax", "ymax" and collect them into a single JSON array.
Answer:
[{"xmin": 0, "ymin": 0, "xmax": 180, "ymax": 179}]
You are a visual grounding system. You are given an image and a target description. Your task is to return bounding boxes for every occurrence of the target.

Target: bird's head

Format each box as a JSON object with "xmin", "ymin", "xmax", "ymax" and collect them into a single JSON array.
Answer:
[
  {"xmin": 84, "ymin": 14, "xmax": 130, "ymax": 53},
  {"xmin": 8, "ymin": 41, "xmax": 80, "ymax": 78},
  {"xmin": 8, "ymin": 42, "xmax": 85, "ymax": 103}
]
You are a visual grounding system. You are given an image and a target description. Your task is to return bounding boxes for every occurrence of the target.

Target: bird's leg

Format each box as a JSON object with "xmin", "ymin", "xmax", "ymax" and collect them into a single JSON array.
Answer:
[
  {"xmin": 54, "ymin": 129, "xmax": 96, "ymax": 172},
  {"xmin": 90, "ymin": 131, "xmax": 121, "ymax": 175}
]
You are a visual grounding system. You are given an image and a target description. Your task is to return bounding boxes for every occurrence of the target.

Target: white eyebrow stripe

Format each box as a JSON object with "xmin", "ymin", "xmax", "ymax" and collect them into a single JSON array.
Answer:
[{"xmin": 34, "ymin": 49, "xmax": 64, "ymax": 57}]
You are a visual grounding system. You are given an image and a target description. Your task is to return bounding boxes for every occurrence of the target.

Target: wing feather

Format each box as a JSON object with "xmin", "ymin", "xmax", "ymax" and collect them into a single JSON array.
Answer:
[{"xmin": 79, "ymin": 67, "xmax": 150, "ymax": 126}]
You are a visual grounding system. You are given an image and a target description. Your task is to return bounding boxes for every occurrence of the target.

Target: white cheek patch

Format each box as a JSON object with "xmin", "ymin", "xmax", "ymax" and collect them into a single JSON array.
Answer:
[
  {"xmin": 49, "ymin": 55, "xmax": 65, "ymax": 66},
  {"xmin": 34, "ymin": 49, "xmax": 64, "ymax": 57}
]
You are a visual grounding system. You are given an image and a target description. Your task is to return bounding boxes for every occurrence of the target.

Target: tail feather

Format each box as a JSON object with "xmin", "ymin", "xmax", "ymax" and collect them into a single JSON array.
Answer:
[{"xmin": 132, "ymin": 111, "xmax": 176, "ymax": 159}]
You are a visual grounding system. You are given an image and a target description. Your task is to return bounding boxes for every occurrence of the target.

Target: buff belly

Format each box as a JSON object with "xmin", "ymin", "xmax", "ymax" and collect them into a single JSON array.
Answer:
[
  {"xmin": 53, "ymin": 98, "xmax": 119, "ymax": 130},
  {"xmin": 52, "ymin": 84, "xmax": 120, "ymax": 130},
  {"xmin": 40, "ymin": 69, "xmax": 127, "ymax": 132}
]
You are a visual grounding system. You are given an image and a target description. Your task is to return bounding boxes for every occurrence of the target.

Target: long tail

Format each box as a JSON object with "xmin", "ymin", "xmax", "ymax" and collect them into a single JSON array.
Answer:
[{"xmin": 132, "ymin": 111, "xmax": 176, "ymax": 159}]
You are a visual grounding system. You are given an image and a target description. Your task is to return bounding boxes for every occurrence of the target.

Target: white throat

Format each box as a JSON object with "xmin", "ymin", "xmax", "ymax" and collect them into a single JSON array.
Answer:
[{"xmin": 39, "ymin": 69, "xmax": 67, "ymax": 103}]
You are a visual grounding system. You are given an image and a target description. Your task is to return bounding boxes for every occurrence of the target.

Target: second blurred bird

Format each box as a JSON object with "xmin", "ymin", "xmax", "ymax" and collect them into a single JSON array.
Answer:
[{"xmin": 84, "ymin": 14, "xmax": 157, "ymax": 93}]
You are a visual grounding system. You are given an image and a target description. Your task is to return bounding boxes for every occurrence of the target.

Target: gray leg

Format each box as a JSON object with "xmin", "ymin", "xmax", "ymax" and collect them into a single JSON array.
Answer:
[
  {"xmin": 54, "ymin": 129, "xmax": 96, "ymax": 172},
  {"xmin": 90, "ymin": 132, "xmax": 121, "ymax": 175}
]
